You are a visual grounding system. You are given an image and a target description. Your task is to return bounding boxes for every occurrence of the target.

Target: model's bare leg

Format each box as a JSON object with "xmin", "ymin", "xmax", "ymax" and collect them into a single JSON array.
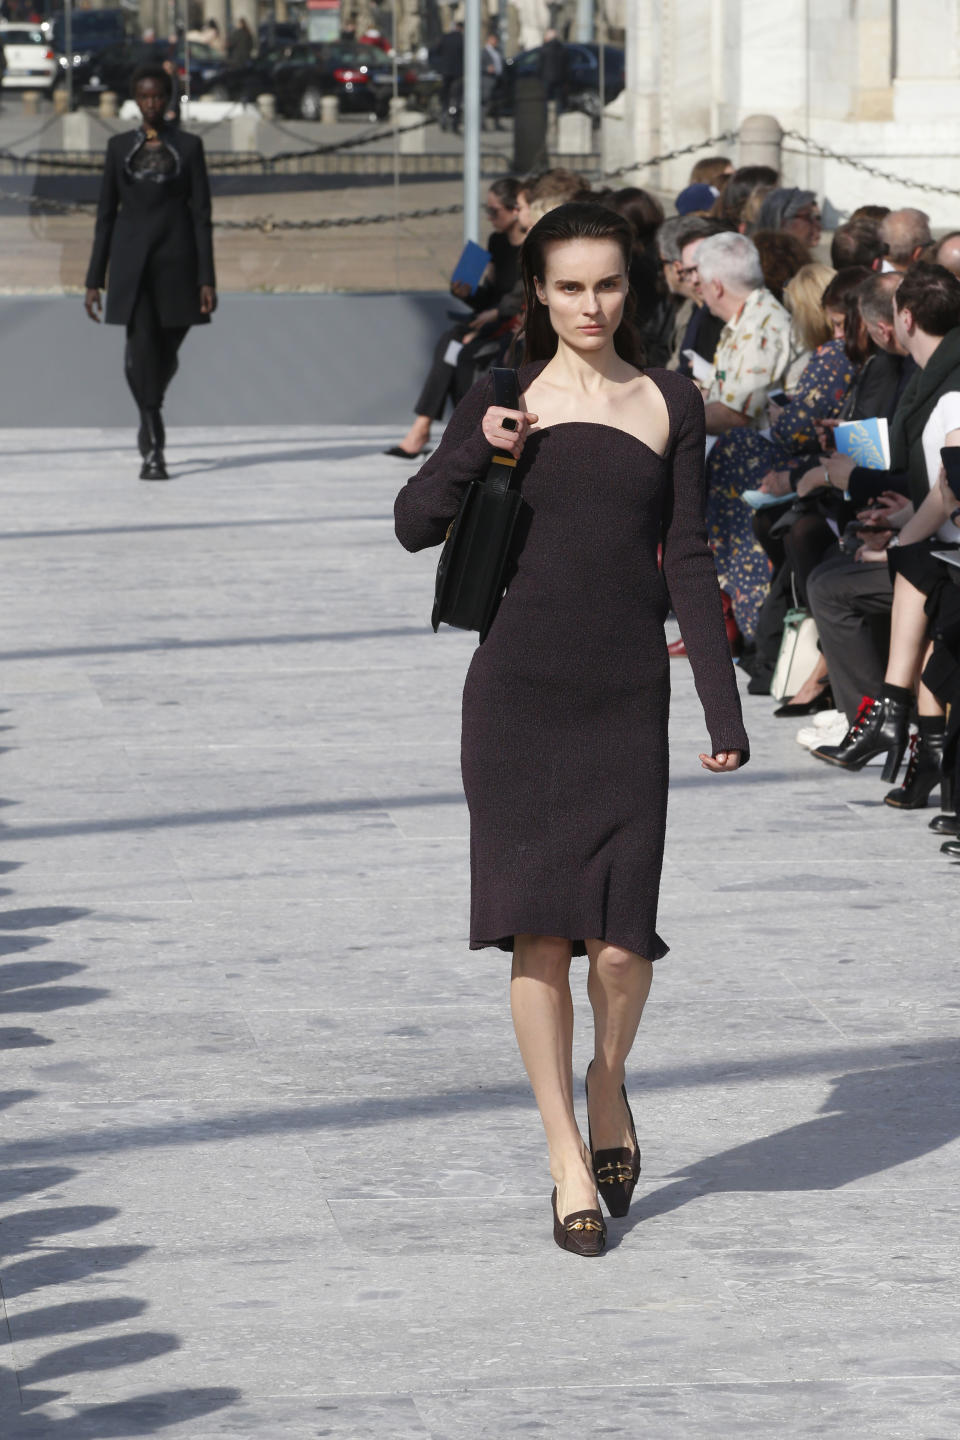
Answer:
[
  {"xmin": 511, "ymin": 934, "xmax": 597, "ymax": 1218},
  {"xmin": 585, "ymin": 939, "xmax": 653, "ymax": 1151},
  {"xmin": 786, "ymin": 651, "xmax": 829, "ymax": 707},
  {"xmin": 885, "ymin": 574, "xmax": 931, "ymax": 690},
  {"xmin": 918, "ymin": 641, "xmax": 945, "ymax": 718},
  {"xmin": 395, "ymin": 414, "xmax": 433, "ymax": 455}
]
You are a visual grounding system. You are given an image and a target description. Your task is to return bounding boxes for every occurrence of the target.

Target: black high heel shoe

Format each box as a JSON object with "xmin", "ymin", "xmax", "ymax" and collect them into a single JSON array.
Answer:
[
  {"xmin": 384, "ymin": 444, "xmax": 433, "ymax": 459},
  {"xmin": 773, "ymin": 681, "xmax": 832, "ymax": 718},
  {"xmin": 811, "ymin": 693, "xmax": 910, "ymax": 783},
  {"xmin": 585, "ymin": 1061, "xmax": 641, "ymax": 1220},
  {"xmin": 551, "ymin": 1187, "xmax": 606, "ymax": 1256},
  {"xmin": 884, "ymin": 731, "xmax": 950, "ymax": 809}
]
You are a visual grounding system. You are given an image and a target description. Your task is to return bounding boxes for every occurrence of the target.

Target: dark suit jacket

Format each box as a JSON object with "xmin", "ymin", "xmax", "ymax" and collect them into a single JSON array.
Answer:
[
  {"xmin": 85, "ymin": 127, "xmax": 215, "ymax": 328},
  {"xmin": 434, "ymin": 30, "xmax": 464, "ymax": 78}
]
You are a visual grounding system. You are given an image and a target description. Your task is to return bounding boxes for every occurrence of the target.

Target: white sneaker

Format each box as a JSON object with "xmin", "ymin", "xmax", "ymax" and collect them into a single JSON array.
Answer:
[
  {"xmin": 797, "ymin": 713, "xmax": 848, "ymax": 749},
  {"xmin": 813, "ymin": 708, "xmax": 845, "ymax": 730}
]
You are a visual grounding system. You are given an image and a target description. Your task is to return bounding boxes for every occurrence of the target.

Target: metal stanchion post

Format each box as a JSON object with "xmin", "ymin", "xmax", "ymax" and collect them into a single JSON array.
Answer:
[
  {"xmin": 462, "ymin": 0, "xmax": 480, "ymax": 244},
  {"xmin": 65, "ymin": 0, "xmax": 73, "ymax": 112}
]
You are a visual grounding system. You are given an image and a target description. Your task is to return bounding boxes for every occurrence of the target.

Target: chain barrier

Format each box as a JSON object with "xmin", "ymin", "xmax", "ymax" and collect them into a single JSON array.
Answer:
[
  {"xmin": 213, "ymin": 201, "xmax": 463, "ymax": 232},
  {"xmin": 0, "ymin": 109, "xmax": 438, "ymax": 173},
  {"xmin": 601, "ymin": 130, "xmax": 739, "ymax": 182},
  {"xmin": 782, "ymin": 129, "xmax": 960, "ymax": 201}
]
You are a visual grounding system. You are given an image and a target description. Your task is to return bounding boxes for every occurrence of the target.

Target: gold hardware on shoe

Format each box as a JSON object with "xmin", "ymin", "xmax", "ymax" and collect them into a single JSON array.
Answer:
[
  {"xmin": 596, "ymin": 1161, "xmax": 636, "ymax": 1185},
  {"xmin": 566, "ymin": 1217, "xmax": 605, "ymax": 1234}
]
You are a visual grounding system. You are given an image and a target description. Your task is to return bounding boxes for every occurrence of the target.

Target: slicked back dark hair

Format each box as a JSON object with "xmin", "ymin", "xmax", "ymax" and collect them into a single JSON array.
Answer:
[
  {"xmin": 521, "ymin": 202, "xmax": 644, "ymax": 365},
  {"xmin": 894, "ymin": 261, "xmax": 960, "ymax": 337},
  {"xmin": 131, "ymin": 63, "xmax": 174, "ymax": 100}
]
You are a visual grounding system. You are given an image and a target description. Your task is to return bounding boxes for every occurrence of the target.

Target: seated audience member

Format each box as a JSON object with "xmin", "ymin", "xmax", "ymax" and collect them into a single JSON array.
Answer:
[
  {"xmin": 705, "ymin": 265, "xmax": 858, "ymax": 644},
  {"xmin": 831, "ymin": 216, "xmax": 885, "ymax": 271},
  {"xmin": 648, "ymin": 215, "xmax": 697, "ymax": 369},
  {"xmin": 387, "ymin": 177, "xmax": 525, "ymax": 458},
  {"xmin": 689, "ymin": 155, "xmax": 735, "ymax": 189},
  {"xmin": 781, "ymin": 260, "xmax": 838, "ymax": 386},
  {"xmin": 935, "ymin": 232, "xmax": 960, "ymax": 278},
  {"xmin": 520, "ymin": 167, "xmax": 588, "ymax": 227},
  {"xmin": 676, "ymin": 183, "xmax": 717, "ymax": 217},
  {"xmin": 804, "ymin": 264, "xmax": 960, "ymax": 750},
  {"xmin": 712, "ymin": 165, "xmax": 779, "ymax": 232},
  {"xmin": 611, "ymin": 186, "xmax": 665, "ymax": 329},
  {"xmin": 921, "ymin": 573, "xmax": 960, "ymax": 833},
  {"xmin": 850, "ymin": 205, "xmax": 891, "ymax": 223},
  {"xmin": 879, "ymin": 208, "xmax": 932, "ymax": 273},
  {"xmin": 752, "ymin": 228, "xmax": 811, "ymax": 304},
  {"xmin": 675, "ymin": 217, "xmax": 736, "ymax": 378},
  {"xmin": 690, "ymin": 231, "xmax": 792, "ymax": 433},
  {"xmin": 757, "ymin": 188, "xmax": 822, "ymax": 251}
]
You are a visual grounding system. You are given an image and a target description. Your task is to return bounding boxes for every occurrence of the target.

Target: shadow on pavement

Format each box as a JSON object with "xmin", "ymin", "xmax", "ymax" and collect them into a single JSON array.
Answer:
[
  {"xmin": 0, "ymin": 754, "xmax": 241, "ymax": 1434},
  {"xmin": 611, "ymin": 1051, "xmax": 960, "ymax": 1247}
]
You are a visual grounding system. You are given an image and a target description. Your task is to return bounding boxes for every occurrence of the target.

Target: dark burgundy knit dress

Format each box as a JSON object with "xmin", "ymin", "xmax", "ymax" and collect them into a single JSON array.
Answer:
[{"xmin": 394, "ymin": 360, "xmax": 749, "ymax": 959}]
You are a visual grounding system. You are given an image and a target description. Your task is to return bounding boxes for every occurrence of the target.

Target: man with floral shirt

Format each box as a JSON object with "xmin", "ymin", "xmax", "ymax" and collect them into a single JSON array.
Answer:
[{"xmin": 683, "ymin": 231, "xmax": 792, "ymax": 435}]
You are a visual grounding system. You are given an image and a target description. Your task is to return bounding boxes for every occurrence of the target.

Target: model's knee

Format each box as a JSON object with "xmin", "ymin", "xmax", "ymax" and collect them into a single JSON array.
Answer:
[
  {"xmin": 513, "ymin": 934, "xmax": 572, "ymax": 979},
  {"xmin": 592, "ymin": 943, "xmax": 650, "ymax": 982}
]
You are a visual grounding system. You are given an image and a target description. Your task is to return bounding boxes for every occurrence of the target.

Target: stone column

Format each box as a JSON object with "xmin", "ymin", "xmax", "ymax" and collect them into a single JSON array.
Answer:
[
  {"xmin": 616, "ymin": 0, "xmax": 660, "ymax": 185},
  {"xmin": 854, "ymin": 0, "xmax": 893, "ymax": 120}
]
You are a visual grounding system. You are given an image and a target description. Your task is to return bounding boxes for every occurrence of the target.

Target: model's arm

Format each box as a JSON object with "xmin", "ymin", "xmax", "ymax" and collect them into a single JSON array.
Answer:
[
  {"xmin": 189, "ymin": 137, "xmax": 217, "ymax": 293},
  {"xmin": 84, "ymin": 140, "xmax": 120, "ymax": 297},
  {"xmin": 394, "ymin": 377, "xmax": 498, "ymax": 552},
  {"xmin": 661, "ymin": 383, "xmax": 750, "ymax": 766}
]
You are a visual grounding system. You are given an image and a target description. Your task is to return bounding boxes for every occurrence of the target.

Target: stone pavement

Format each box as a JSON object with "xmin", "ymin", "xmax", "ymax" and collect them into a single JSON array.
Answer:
[{"xmin": 0, "ymin": 425, "xmax": 958, "ymax": 1439}]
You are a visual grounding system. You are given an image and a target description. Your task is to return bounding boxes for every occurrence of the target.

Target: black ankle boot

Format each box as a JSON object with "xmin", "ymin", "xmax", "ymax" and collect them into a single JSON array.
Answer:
[
  {"xmin": 885, "ymin": 730, "xmax": 948, "ymax": 809},
  {"xmin": 930, "ymin": 810, "xmax": 960, "ymax": 835},
  {"xmin": 139, "ymin": 408, "xmax": 168, "ymax": 481},
  {"xmin": 812, "ymin": 694, "xmax": 910, "ymax": 783}
]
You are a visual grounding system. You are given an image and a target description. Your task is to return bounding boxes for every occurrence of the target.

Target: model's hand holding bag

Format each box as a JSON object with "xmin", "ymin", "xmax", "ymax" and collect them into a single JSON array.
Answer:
[{"xmin": 431, "ymin": 367, "xmax": 536, "ymax": 642}]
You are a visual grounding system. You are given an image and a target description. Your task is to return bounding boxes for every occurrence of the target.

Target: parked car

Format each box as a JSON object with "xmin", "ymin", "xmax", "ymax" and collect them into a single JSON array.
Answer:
[
  {"xmin": 216, "ymin": 40, "xmax": 394, "ymax": 120},
  {"xmin": 257, "ymin": 21, "xmax": 300, "ymax": 50},
  {"xmin": 47, "ymin": 7, "xmax": 130, "ymax": 92},
  {"xmin": 73, "ymin": 39, "xmax": 231, "ymax": 106},
  {"xmin": 0, "ymin": 24, "xmax": 58, "ymax": 94},
  {"xmin": 502, "ymin": 42, "xmax": 625, "ymax": 119}
]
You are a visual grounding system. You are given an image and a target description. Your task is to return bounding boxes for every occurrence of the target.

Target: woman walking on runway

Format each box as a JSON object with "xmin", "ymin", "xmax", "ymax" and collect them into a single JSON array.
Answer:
[
  {"xmin": 84, "ymin": 64, "xmax": 216, "ymax": 481},
  {"xmin": 395, "ymin": 204, "xmax": 748, "ymax": 1255}
]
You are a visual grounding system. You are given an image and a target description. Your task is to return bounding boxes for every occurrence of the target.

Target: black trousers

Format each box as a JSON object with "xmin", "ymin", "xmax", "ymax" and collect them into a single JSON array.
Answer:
[
  {"xmin": 415, "ymin": 321, "xmax": 500, "ymax": 421},
  {"xmin": 125, "ymin": 286, "xmax": 189, "ymax": 410}
]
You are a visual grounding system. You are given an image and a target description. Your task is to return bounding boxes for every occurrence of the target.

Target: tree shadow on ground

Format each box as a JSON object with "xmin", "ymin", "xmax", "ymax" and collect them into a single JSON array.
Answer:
[{"xmin": 0, "ymin": 873, "xmax": 240, "ymax": 1435}]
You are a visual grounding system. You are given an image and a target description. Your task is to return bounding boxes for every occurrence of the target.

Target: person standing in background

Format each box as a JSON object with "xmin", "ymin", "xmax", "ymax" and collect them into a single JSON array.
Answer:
[
  {"xmin": 434, "ymin": 19, "xmax": 464, "ymax": 133},
  {"xmin": 482, "ymin": 31, "xmax": 504, "ymax": 132}
]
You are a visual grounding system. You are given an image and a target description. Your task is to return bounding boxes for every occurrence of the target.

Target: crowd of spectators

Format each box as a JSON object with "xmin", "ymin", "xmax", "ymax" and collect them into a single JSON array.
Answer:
[{"xmin": 391, "ymin": 159, "xmax": 960, "ymax": 851}]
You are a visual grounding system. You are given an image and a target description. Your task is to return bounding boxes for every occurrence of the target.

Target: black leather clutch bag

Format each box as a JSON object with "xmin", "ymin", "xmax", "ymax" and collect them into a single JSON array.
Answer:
[{"xmin": 431, "ymin": 367, "xmax": 527, "ymax": 643}]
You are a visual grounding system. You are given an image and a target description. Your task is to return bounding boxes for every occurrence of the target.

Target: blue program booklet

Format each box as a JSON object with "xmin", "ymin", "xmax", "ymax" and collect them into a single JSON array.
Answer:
[
  {"xmin": 834, "ymin": 417, "xmax": 891, "ymax": 469},
  {"xmin": 451, "ymin": 240, "xmax": 492, "ymax": 294}
]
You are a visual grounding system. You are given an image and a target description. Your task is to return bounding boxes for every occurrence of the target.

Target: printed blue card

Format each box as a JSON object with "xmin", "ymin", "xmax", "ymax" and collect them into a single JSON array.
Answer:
[
  {"xmin": 451, "ymin": 240, "xmax": 492, "ymax": 294},
  {"xmin": 834, "ymin": 417, "xmax": 891, "ymax": 470}
]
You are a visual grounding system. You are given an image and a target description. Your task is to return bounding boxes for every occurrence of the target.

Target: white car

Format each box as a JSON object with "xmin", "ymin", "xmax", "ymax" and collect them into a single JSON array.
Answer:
[{"xmin": 0, "ymin": 25, "xmax": 59, "ymax": 93}]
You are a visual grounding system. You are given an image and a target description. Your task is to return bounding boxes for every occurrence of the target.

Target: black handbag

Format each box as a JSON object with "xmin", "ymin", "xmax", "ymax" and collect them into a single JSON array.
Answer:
[{"xmin": 431, "ymin": 367, "xmax": 527, "ymax": 643}]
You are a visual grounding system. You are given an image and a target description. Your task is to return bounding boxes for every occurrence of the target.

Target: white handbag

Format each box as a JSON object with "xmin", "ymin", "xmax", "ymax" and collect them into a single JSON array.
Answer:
[{"xmin": 771, "ymin": 607, "xmax": 820, "ymax": 702}]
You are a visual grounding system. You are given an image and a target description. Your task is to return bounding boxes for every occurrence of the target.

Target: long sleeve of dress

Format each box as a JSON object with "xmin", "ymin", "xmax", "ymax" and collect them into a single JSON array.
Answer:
[
  {"xmin": 394, "ymin": 376, "xmax": 495, "ymax": 552},
  {"xmin": 190, "ymin": 139, "xmax": 216, "ymax": 289},
  {"xmin": 661, "ymin": 380, "xmax": 751, "ymax": 764},
  {"xmin": 85, "ymin": 139, "xmax": 119, "ymax": 290}
]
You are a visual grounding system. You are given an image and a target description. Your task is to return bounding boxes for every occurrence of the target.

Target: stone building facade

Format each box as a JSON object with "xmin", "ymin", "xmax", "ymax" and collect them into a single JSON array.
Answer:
[{"xmin": 611, "ymin": 0, "xmax": 960, "ymax": 225}]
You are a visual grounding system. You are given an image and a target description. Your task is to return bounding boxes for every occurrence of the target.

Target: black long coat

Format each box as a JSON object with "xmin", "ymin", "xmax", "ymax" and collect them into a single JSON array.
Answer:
[{"xmin": 85, "ymin": 127, "xmax": 216, "ymax": 328}]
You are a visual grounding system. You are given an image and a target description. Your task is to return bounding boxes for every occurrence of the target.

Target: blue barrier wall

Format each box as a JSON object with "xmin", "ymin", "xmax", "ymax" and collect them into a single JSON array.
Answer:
[{"xmin": 0, "ymin": 292, "xmax": 460, "ymax": 427}]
